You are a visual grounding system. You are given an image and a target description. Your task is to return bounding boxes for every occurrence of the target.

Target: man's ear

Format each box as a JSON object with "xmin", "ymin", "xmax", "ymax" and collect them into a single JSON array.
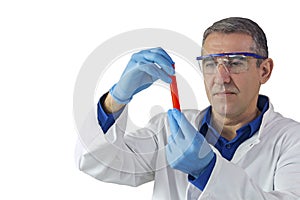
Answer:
[{"xmin": 259, "ymin": 58, "xmax": 273, "ymax": 84}]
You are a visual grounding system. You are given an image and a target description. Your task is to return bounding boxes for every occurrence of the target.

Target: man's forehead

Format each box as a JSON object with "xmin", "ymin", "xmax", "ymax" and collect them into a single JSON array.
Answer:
[{"xmin": 202, "ymin": 32, "xmax": 254, "ymax": 54}]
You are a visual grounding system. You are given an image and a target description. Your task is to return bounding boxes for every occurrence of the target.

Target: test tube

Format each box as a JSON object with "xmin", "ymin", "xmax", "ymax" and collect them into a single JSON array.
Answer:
[{"xmin": 170, "ymin": 64, "xmax": 181, "ymax": 111}]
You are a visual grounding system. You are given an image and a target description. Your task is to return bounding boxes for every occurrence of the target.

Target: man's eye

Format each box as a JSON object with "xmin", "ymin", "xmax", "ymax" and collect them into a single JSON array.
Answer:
[
  {"xmin": 228, "ymin": 58, "xmax": 247, "ymax": 67},
  {"xmin": 202, "ymin": 58, "xmax": 216, "ymax": 68},
  {"xmin": 203, "ymin": 61, "xmax": 216, "ymax": 68},
  {"xmin": 229, "ymin": 61, "xmax": 243, "ymax": 66}
]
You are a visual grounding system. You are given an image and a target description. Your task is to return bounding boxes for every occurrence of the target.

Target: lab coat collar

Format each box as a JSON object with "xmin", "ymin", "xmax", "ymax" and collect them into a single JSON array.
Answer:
[
  {"xmin": 199, "ymin": 95, "xmax": 269, "ymax": 139},
  {"xmin": 196, "ymin": 95, "xmax": 275, "ymax": 161}
]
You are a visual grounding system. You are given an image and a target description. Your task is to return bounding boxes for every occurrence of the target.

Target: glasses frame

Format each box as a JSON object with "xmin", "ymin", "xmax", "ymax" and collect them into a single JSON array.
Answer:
[
  {"xmin": 196, "ymin": 52, "xmax": 267, "ymax": 61},
  {"xmin": 196, "ymin": 52, "xmax": 267, "ymax": 74}
]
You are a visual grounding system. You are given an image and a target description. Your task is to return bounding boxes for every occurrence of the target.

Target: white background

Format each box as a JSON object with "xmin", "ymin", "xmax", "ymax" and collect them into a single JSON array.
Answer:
[{"xmin": 1, "ymin": 0, "xmax": 300, "ymax": 199}]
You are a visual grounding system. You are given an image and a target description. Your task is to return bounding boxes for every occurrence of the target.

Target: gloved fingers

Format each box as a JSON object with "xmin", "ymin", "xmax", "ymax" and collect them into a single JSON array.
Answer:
[
  {"xmin": 144, "ymin": 51, "xmax": 175, "ymax": 76},
  {"xmin": 167, "ymin": 109, "xmax": 185, "ymax": 140},
  {"xmin": 165, "ymin": 144, "xmax": 180, "ymax": 168},
  {"xmin": 132, "ymin": 50, "xmax": 175, "ymax": 76},
  {"xmin": 167, "ymin": 110, "xmax": 181, "ymax": 145},
  {"xmin": 166, "ymin": 138, "xmax": 183, "ymax": 165},
  {"xmin": 139, "ymin": 63, "xmax": 172, "ymax": 83},
  {"xmin": 148, "ymin": 47, "xmax": 175, "ymax": 65},
  {"xmin": 167, "ymin": 109, "xmax": 179, "ymax": 135},
  {"xmin": 170, "ymin": 109, "xmax": 198, "ymax": 140}
]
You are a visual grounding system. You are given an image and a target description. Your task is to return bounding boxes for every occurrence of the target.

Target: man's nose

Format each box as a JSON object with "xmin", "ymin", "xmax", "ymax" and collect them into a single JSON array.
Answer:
[{"xmin": 214, "ymin": 64, "xmax": 231, "ymax": 84}]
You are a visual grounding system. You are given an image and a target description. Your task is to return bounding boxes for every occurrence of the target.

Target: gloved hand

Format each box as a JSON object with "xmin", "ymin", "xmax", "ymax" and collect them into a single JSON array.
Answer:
[
  {"xmin": 109, "ymin": 47, "xmax": 175, "ymax": 104},
  {"xmin": 166, "ymin": 109, "xmax": 215, "ymax": 178}
]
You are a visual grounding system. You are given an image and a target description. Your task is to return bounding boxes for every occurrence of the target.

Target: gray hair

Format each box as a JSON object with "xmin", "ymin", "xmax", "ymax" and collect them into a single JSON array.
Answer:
[{"xmin": 202, "ymin": 17, "xmax": 268, "ymax": 58}]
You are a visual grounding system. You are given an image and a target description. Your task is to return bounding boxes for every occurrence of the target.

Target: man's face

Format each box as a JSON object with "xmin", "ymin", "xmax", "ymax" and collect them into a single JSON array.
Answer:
[{"xmin": 202, "ymin": 33, "xmax": 262, "ymax": 118}]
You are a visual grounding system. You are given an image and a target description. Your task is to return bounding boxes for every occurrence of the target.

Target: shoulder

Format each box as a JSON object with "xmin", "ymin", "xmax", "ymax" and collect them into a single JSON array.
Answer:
[
  {"xmin": 260, "ymin": 102, "xmax": 300, "ymax": 147},
  {"xmin": 263, "ymin": 103, "xmax": 300, "ymax": 133}
]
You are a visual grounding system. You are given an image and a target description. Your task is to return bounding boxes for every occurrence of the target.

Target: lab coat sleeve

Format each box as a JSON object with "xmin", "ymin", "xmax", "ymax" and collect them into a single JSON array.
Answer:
[
  {"xmin": 198, "ymin": 127, "xmax": 300, "ymax": 200},
  {"xmin": 75, "ymin": 105, "xmax": 168, "ymax": 187}
]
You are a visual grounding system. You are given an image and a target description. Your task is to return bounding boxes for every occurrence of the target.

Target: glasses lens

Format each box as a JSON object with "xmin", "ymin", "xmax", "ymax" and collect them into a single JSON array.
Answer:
[
  {"xmin": 226, "ymin": 55, "xmax": 248, "ymax": 73},
  {"xmin": 201, "ymin": 57, "xmax": 217, "ymax": 74},
  {"xmin": 199, "ymin": 54, "xmax": 250, "ymax": 74}
]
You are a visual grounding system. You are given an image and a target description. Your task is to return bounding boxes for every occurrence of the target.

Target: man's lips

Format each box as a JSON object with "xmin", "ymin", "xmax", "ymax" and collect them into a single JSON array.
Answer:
[
  {"xmin": 211, "ymin": 85, "xmax": 239, "ymax": 96},
  {"xmin": 212, "ymin": 88, "xmax": 239, "ymax": 96},
  {"xmin": 213, "ymin": 91, "xmax": 237, "ymax": 95}
]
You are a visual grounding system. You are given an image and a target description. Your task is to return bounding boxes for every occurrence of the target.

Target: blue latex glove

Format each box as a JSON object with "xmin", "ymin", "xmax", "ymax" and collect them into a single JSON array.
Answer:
[
  {"xmin": 109, "ymin": 47, "xmax": 175, "ymax": 104},
  {"xmin": 166, "ymin": 109, "xmax": 215, "ymax": 178}
]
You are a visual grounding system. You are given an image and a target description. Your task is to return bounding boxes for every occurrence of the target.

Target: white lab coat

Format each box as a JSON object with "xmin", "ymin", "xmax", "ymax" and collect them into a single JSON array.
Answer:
[{"xmin": 76, "ymin": 100, "xmax": 300, "ymax": 200}]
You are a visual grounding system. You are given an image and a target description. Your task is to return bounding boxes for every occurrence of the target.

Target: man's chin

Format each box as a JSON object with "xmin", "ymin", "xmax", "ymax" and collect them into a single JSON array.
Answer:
[{"xmin": 211, "ymin": 102, "xmax": 237, "ymax": 117}]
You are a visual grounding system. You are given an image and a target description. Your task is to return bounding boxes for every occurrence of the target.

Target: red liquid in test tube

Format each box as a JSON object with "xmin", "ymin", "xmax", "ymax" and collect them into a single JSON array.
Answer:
[{"xmin": 170, "ymin": 64, "xmax": 181, "ymax": 111}]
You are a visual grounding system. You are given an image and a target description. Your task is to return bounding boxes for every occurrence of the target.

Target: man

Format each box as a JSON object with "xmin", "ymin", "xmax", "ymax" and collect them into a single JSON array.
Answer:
[{"xmin": 76, "ymin": 17, "xmax": 300, "ymax": 199}]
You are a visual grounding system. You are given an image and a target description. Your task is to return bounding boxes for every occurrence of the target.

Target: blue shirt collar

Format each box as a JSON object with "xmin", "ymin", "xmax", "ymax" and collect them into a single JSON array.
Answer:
[{"xmin": 200, "ymin": 95, "xmax": 269, "ymax": 139}]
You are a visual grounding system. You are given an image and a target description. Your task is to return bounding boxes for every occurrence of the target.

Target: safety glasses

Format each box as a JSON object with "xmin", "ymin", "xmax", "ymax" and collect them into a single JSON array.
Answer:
[{"xmin": 196, "ymin": 52, "xmax": 267, "ymax": 74}]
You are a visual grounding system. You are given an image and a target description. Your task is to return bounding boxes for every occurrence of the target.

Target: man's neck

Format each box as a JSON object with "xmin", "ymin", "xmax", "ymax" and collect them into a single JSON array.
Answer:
[{"xmin": 211, "ymin": 108, "xmax": 261, "ymax": 141}]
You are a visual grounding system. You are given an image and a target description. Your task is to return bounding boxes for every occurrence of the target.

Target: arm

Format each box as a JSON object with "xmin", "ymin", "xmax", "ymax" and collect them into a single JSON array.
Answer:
[
  {"xmin": 97, "ymin": 47, "xmax": 175, "ymax": 132},
  {"xmin": 76, "ymin": 105, "xmax": 159, "ymax": 186},
  {"xmin": 103, "ymin": 92, "xmax": 125, "ymax": 114},
  {"xmin": 76, "ymin": 47, "xmax": 175, "ymax": 186}
]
